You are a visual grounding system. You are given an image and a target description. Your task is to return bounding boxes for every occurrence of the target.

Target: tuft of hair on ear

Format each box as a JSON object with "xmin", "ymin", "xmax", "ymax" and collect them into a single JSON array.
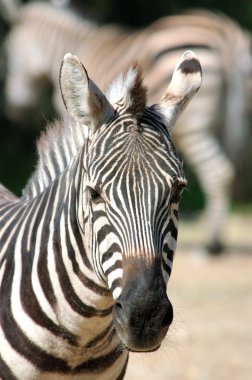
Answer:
[{"xmin": 127, "ymin": 62, "xmax": 147, "ymax": 119}]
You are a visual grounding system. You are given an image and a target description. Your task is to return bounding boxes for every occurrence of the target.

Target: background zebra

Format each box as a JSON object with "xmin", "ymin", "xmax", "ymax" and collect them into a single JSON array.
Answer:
[
  {"xmin": 0, "ymin": 51, "xmax": 202, "ymax": 379},
  {"xmin": 2, "ymin": 1, "xmax": 251, "ymax": 253}
]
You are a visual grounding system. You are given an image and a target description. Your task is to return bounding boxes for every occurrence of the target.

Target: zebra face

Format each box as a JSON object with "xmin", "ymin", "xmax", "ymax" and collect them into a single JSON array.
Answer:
[
  {"xmin": 60, "ymin": 51, "xmax": 202, "ymax": 352},
  {"xmin": 86, "ymin": 113, "xmax": 186, "ymax": 351}
]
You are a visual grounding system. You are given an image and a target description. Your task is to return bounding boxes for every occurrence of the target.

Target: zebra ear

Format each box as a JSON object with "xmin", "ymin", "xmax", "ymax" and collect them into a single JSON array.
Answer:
[
  {"xmin": 158, "ymin": 50, "xmax": 202, "ymax": 128},
  {"xmin": 59, "ymin": 53, "xmax": 115, "ymax": 135}
]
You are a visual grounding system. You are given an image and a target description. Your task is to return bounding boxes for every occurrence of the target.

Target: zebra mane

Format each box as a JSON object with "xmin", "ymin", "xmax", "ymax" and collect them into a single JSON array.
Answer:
[
  {"xmin": 106, "ymin": 63, "xmax": 147, "ymax": 118},
  {"xmin": 22, "ymin": 116, "xmax": 87, "ymax": 199},
  {"xmin": 22, "ymin": 65, "xmax": 147, "ymax": 199}
]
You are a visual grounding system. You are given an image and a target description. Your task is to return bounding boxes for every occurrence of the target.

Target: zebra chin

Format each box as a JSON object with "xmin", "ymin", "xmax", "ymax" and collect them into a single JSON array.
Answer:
[{"xmin": 114, "ymin": 329, "xmax": 167, "ymax": 353}]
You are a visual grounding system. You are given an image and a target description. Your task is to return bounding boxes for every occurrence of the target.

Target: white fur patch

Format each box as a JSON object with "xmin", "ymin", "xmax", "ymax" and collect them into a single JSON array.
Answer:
[{"xmin": 106, "ymin": 66, "xmax": 138, "ymax": 107}]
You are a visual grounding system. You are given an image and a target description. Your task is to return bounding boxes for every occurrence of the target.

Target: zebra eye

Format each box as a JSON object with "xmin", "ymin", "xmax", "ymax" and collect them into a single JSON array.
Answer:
[
  {"xmin": 171, "ymin": 181, "xmax": 187, "ymax": 202},
  {"xmin": 177, "ymin": 183, "xmax": 187, "ymax": 193},
  {"xmin": 87, "ymin": 186, "xmax": 101, "ymax": 201}
]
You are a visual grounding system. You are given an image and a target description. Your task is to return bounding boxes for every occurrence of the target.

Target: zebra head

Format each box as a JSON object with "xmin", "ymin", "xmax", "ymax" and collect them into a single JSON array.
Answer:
[{"xmin": 60, "ymin": 51, "xmax": 202, "ymax": 352}]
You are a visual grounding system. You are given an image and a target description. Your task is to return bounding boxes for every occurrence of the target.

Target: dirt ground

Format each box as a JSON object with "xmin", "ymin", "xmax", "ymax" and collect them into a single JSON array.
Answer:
[{"xmin": 125, "ymin": 213, "xmax": 252, "ymax": 380}]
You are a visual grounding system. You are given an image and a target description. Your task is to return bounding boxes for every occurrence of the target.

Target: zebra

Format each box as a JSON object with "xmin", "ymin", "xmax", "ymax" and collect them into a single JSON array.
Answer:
[
  {"xmin": 2, "ymin": 2, "xmax": 251, "ymax": 254},
  {"xmin": 0, "ymin": 51, "xmax": 202, "ymax": 379}
]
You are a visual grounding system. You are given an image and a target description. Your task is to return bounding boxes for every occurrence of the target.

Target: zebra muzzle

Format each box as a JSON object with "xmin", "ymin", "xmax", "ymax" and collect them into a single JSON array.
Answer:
[{"xmin": 112, "ymin": 260, "xmax": 173, "ymax": 352}]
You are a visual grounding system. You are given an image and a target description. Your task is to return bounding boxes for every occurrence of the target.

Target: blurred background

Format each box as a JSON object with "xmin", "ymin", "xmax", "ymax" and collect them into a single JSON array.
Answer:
[
  {"xmin": 1, "ymin": 0, "xmax": 252, "ymax": 208},
  {"xmin": 0, "ymin": 1, "xmax": 252, "ymax": 379}
]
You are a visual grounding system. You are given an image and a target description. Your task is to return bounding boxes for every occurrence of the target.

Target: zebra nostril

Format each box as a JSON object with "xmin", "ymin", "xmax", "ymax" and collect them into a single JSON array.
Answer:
[
  {"xmin": 114, "ymin": 300, "xmax": 127, "ymax": 326},
  {"xmin": 161, "ymin": 306, "xmax": 173, "ymax": 327},
  {"xmin": 114, "ymin": 300, "xmax": 123, "ymax": 310}
]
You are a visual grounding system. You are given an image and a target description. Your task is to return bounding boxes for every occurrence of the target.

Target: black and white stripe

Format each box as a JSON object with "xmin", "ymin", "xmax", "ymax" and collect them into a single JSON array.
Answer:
[
  {"xmin": 0, "ymin": 51, "xmax": 202, "ymax": 379},
  {"xmin": 3, "ymin": 2, "xmax": 251, "ymax": 253}
]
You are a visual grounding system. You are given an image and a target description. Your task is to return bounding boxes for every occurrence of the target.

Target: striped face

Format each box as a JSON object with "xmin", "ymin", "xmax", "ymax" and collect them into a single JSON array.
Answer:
[
  {"xmin": 85, "ymin": 109, "xmax": 186, "ymax": 351},
  {"xmin": 86, "ymin": 109, "xmax": 186, "ymax": 288},
  {"xmin": 60, "ymin": 51, "xmax": 201, "ymax": 352}
]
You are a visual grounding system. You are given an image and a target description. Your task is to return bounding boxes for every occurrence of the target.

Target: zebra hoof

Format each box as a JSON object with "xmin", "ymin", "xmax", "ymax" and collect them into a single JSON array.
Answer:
[{"xmin": 206, "ymin": 241, "xmax": 225, "ymax": 255}]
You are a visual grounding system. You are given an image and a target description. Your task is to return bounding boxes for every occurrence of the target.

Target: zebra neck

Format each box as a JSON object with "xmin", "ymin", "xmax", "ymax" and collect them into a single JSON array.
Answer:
[{"xmin": 35, "ymin": 158, "xmax": 115, "ymax": 340}]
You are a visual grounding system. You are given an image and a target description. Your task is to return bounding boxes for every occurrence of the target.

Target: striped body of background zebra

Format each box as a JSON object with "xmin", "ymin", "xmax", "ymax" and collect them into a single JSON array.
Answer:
[
  {"xmin": 2, "ymin": 2, "xmax": 251, "ymax": 253},
  {"xmin": 0, "ymin": 51, "xmax": 202, "ymax": 379}
]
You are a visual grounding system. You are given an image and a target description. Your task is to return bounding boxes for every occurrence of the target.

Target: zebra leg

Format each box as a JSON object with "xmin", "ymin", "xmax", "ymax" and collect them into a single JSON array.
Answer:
[{"xmin": 174, "ymin": 130, "xmax": 234, "ymax": 254}]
